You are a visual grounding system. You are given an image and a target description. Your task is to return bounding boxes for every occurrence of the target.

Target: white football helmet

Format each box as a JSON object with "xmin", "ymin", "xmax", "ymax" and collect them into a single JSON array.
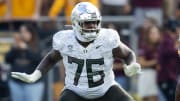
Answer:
[{"xmin": 71, "ymin": 2, "xmax": 102, "ymax": 42}]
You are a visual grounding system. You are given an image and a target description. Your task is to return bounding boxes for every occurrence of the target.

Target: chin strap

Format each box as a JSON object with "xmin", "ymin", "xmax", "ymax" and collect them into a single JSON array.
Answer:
[{"xmin": 75, "ymin": 30, "xmax": 95, "ymax": 42}]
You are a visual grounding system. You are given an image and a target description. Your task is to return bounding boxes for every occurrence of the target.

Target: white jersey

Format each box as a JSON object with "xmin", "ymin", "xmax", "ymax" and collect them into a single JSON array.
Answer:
[{"xmin": 52, "ymin": 28, "xmax": 121, "ymax": 99}]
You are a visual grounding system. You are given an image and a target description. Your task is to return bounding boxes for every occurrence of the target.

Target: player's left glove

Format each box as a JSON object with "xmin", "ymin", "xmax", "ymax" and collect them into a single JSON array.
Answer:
[
  {"xmin": 11, "ymin": 70, "xmax": 42, "ymax": 83},
  {"xmin": 124, "ymin": 62, "xmax": 141, "ymax": 77}
]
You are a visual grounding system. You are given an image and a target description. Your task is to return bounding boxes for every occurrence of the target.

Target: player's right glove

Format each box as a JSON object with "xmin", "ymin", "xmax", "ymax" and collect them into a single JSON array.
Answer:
[
  {"xmin": 11, "ymin": 70, "xmax": 42, "ymax": 83},
  {"xmin": 124, "ymin": 62, "xmax": 141, "ymax": 77}
]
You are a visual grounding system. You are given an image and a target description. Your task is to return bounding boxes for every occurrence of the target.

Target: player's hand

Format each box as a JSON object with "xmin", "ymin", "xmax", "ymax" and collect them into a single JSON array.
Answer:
[
  {"xmin": 11, "ymin": 70, "xmax": 42, "ymax": 83},
  {"xmin": 124, "ymin": 62, "xmax": 141, "ymax": 77}
]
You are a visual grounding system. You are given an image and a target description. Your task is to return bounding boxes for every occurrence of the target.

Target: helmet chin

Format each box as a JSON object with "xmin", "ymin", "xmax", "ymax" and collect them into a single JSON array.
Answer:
[
  {"xmin": 83, "ymin": 32, "xmax": 97, "ymax": 41},
  {"xmin": 75, "ymin": 31, "xmax": 97, "ymax": 42}
]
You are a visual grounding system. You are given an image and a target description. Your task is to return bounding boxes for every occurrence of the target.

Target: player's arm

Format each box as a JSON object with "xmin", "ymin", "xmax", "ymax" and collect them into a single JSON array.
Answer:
[
  {"xmin": 113, "ymin": 42, "xmax": 136, "ymax": 65},
  {"xmin": 11, "ymin": 49, "xmax": 62, "ymax": 83},
  {"xmin": 112, "ymin": 42, "xmax": 141, "ymax": 77},
  {"xmin": 36, "ymin": 49, "xmax": 62, "ymax": 75}
]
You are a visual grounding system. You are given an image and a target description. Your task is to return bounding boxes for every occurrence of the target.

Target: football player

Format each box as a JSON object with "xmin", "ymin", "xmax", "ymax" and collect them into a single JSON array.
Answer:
[{"xmin": 11, "ymin": 2, "xmax": 141, "ymax": 101}]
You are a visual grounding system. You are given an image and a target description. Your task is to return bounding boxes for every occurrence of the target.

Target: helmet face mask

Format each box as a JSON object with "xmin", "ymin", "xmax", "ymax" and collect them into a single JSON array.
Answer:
[
  {"xmin": 80, "ymin": 20, "xmax": 100, "ymax": 32},
  {"xmin": 71, "ymin": 2, "xmax": 101, "ymax": 42}
]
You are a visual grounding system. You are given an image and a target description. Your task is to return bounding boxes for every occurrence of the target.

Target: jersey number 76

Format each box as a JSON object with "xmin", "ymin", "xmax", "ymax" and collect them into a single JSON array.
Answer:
[{"xmin": 68, "ymin": 56, "xmax": 105, "ymax": 88}]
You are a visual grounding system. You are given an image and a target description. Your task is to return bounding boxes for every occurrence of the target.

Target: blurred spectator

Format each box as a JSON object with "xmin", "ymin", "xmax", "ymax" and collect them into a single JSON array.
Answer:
[
  {"xmin": 38, "ymin": 0, "xmax": 58, "ymax": 32},
  {"xmin": 163, "ymin": 0, "xmax": 176, "ymax": 19},
  {"xmin": 6, "ymin": 0, "xmax": 42, "ymax": 20},
  {"xmin": 138, "ymin": 25, "xmax": 161, "ymax": 101},
  {"xmin": 4, "ymin": 0, "xmax": 42, "ymax": 31},
  {"xmin": 157, "ymin": 19, "xmax": 180, "ymax": 101},
  {"xmin": 0, "ymin": 0, "xmax": 9, "ymax": 30},
  {"xmin": 130, "ymin": 0, "xmax": 163, "ymax": 53},
  {"xmin": 175, "ymin": 1, "xmax": 180, "ymax": 20},
  {"xmin": 0, "ymin": 0, "xmax": 6, "ymax": 18},
  {"xmin": 48, "ymin": 0, "xmax": 99, "ymax": 24},
  {"xmin": 137, "ymin": 17, "xmax": 158, "ymax": 49},
  {"xmin": 132, "ymin": 0, "xmax": 163, "ymax": 28},
  {"xmin": 176, "ymin": 19, "xmax": 180, "ymax": 101},
  {"xmin": 100, "ymin": 0, "xmax": 132, "ymax": 34},
  {"xmin": 176, "ymin": 20, "xmax": 180, "ymax": 54},
  {"xmin": 5, "ymin": 24, "xmax": 44, "ymax": 101},
  {"xmin": 41, "ymin": 0, "xmax": 54, "ymax": 16},
  {"xmin": 100, "ymin": 0, "xmax": 132, "ymax": 16},
  {"xmin": 36, "ymin": 0, "xmax": 59, "ymax": 40},
  {"xmin": 0, "ymin": 63, "xmax": 10, "ymax": 101},
  {"xmin": 176, "ymin": 77, "xmax": 180, "ymax": 101}
]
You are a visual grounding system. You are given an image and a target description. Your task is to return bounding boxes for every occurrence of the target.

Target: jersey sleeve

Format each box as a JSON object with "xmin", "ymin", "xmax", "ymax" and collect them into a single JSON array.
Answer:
[
  {"xmin": 110, "ymin": 29, "xmax": 133, "ymax": 53},
  {"xmin": 109, "ymin": 29, "xmax": 121, "ymax": 49},
  {"xmin": 52, "ymin": 31, "xmax": 63, "ymax": 50}
]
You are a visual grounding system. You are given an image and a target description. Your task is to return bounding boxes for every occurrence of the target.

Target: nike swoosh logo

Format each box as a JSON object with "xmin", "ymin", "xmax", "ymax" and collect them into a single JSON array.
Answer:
[{"xmin": 96, "ymin": 45, "xmax": 102, "ymax": 49}]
